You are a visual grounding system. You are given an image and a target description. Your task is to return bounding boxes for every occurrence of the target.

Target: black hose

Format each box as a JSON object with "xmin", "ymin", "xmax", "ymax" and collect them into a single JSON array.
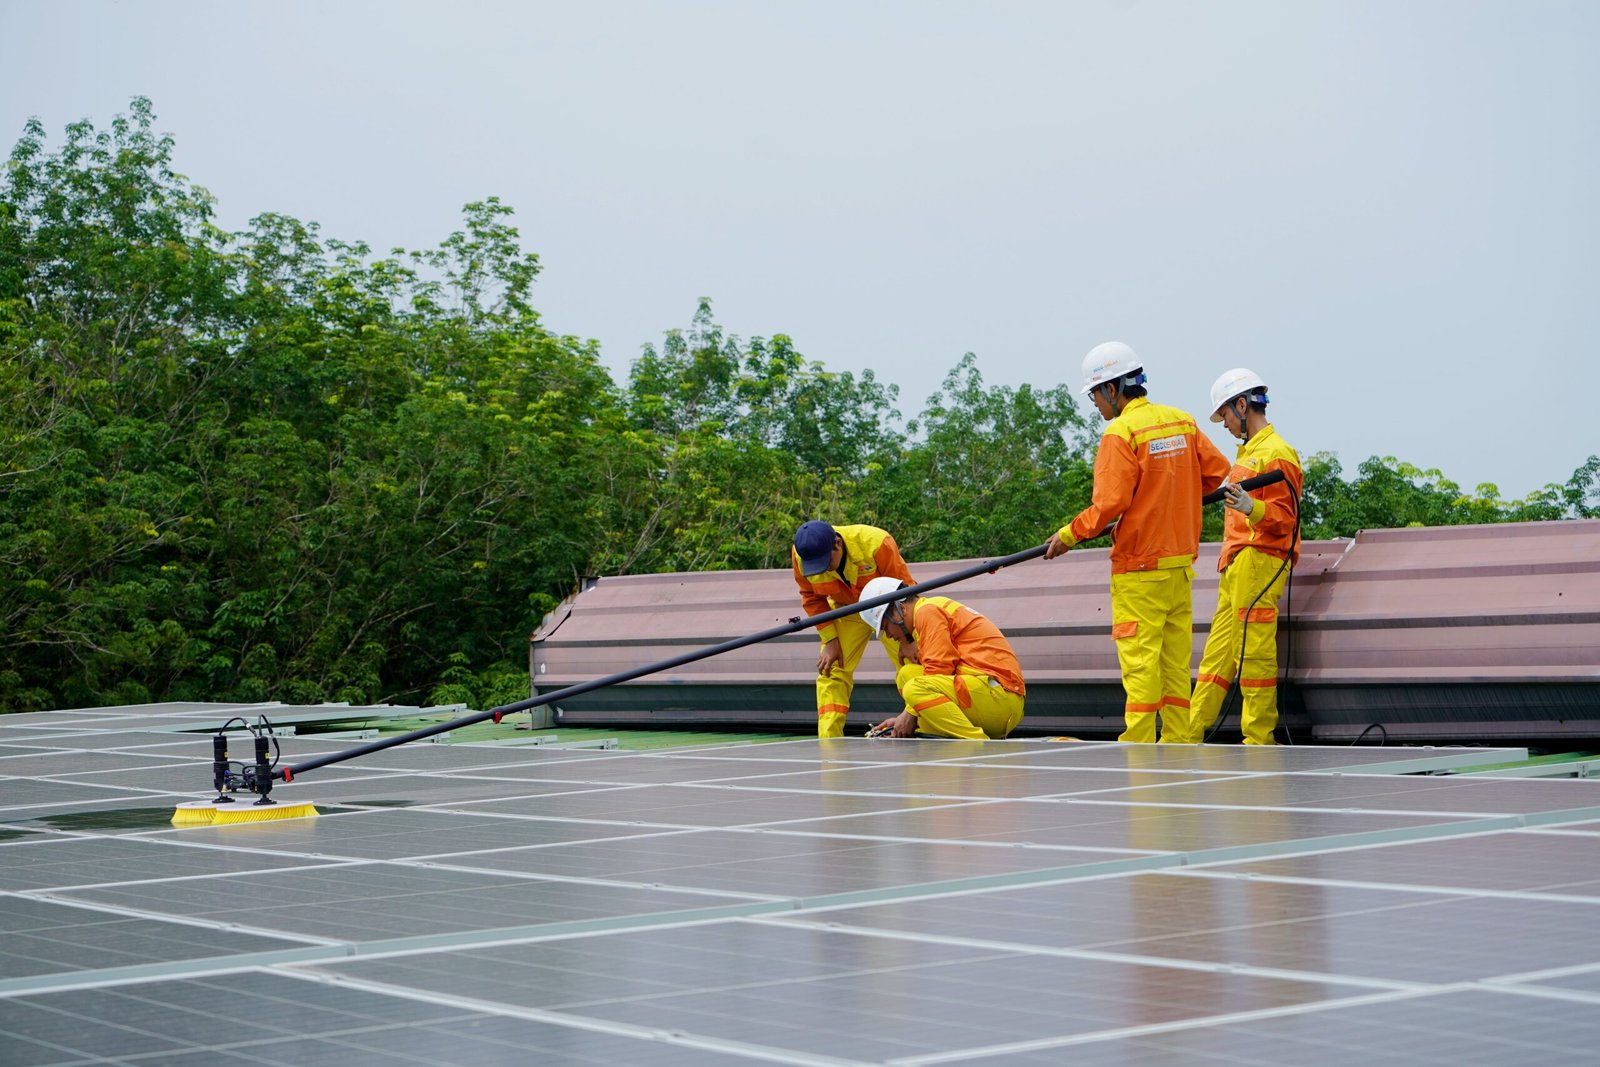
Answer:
[
  {"xmin": 1351, "ymin": 723, "xmax": 1387, "ymax": 746},
  {"xmin": 1202, "ymin": 477, "xmax": 1301, "ymax": 744}
]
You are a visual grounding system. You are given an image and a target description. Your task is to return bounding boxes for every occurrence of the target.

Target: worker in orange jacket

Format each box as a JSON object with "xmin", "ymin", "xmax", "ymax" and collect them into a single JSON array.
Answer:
[
  {"xmin": 1045, "ymin": 342, "xmax": 1231, "ymax": 743},
  {"xmin": 857, "ymin": 576, "xmax": 1025, "ymax": 740},
  {"xmin": 792, "ymin": 521, "xmax": 916, "ymax": 737},
  {"xmin": 1167, "ymin": 368, "xmax": 1303, "ymax": 745}
]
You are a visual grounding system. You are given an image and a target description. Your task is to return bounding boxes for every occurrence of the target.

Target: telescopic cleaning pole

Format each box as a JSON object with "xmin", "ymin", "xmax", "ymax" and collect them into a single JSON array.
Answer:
[
  {"xmin": 269, "ymin": 470, "xmax": 1284, "ymax": 786},
  {"xmin": 275, "ymin": 544, "xmax": 1044, "ymax": 782}
]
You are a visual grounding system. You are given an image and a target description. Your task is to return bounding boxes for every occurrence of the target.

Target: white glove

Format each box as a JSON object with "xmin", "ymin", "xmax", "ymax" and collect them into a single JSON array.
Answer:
[{"xmin": 1223, "ymin": 482, "xmax": 1253, "ymax": 515}]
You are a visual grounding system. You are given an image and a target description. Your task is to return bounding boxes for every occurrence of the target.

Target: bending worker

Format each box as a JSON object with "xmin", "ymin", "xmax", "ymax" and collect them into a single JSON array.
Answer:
[
  {"xmin": 1044, "ymin": 342, "xmax": 1230, "ymax": 743},
  {"xmin": 858, "ymin": 576, "xmax": 1025, "ymax": 739},
  {"xmin": 792, "ymin": 521, "xmax": 916, "ymax": 738},
  {"xmin": 1168, "ymin": 368, "xmax": 1302, "ymax": 745}
]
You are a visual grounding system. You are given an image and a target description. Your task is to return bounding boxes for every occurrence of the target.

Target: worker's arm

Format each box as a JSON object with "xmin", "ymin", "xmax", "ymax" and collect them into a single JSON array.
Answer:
[
  {"xmin": 1197, "ymin": 432, "xmax": 1232, "ymax": 497},
  {"xmin": 1066, "ymin": 432, "xmax": 1138, "ymax": 545},
  {"xmin": 1245, "ymin": 458, "xmax": 1303, "ymax": 542},
  {"xmin": 912, "ymin": 603, "xmax": 959, "ymax": 678},
  {"xmin": 874, "ymin": 533, "xmax": 915, "ymax": 586},
  {"xmin": 793, "ymin": 552, "xmax": 840, "ymax": 645}
]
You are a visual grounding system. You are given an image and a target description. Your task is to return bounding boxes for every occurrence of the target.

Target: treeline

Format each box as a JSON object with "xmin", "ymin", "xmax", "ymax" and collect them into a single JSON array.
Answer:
[{"xmin": 2, "ymin": 101, "xmax": 1594, "ymax": 713}]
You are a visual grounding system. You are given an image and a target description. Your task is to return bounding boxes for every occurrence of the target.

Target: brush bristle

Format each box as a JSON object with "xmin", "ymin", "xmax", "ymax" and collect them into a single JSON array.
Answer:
[
  {"xmin": 211, "ymin": 802, "xmax": 318, "ymax": 824},
  {"xmin": 170, "ymin": 803, "xmax": 221, "ymax": 827},
  {"xmin": 170, "ymin": 801, "xmax": 318, "ymax": 827}
]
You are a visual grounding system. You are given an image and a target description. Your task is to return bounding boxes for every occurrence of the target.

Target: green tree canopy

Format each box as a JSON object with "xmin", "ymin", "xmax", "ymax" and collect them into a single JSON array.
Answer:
[
  {"xmin": 860, "ymin": 353, "xmax": 1094, "ymax": 558},
  {"xmin": 0, "ymin": 100, "xmax": 625, "ymax": 711}
]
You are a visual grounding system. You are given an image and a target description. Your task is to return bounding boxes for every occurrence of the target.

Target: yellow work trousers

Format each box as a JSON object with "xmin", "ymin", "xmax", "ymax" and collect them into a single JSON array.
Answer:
[
  {"xmin": 896, "ymin": 663, "xmax": 1024, "ymax": 740},
  {"xmin": 1109, "ymin": 567, "xmax": 1195, "ymax": 744},
  {"xmin": 816, "ymin": 612, "xmax": 899, "ymax": 738},
  {"xmin": 1182, "ymin": 547, "xmax": 1289, "ymax": 745}
]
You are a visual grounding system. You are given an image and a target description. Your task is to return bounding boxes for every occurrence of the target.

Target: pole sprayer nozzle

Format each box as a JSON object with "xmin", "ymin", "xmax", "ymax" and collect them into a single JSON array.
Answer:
[
  {"xmin": 211, "ymin": 733, "xmax": 232, "ymax": 802},
  {"xmin": 252, "ymin": 733, "xmax": 275, "ymax": 806}
]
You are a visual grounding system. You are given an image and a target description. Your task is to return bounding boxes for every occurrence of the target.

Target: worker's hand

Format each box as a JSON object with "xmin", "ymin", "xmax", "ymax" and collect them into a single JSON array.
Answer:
[
  {"xmin": 898, "ymin": 639, "xmax": 920, "ymax": 665},
  {"xmin": 1223, "ymin": 482, "xmax": 1252, "ymax": 515},
  {"xmin": 817, "ymin": 637, "xmax": 844, "ymax": 676},
  {"xmin": 1044, "ymin": 532, "xmax": 1072, "ymax": 560},
  {"xmin": 888, "ymin": 710, "xmax": 918, "ymax": 738}
]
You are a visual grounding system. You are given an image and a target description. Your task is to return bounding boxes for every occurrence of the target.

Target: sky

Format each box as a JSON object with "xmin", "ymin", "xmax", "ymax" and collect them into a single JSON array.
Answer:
[{"xmin": 2, "ymin": 0, "xmax": 1596, "ymax": 498}]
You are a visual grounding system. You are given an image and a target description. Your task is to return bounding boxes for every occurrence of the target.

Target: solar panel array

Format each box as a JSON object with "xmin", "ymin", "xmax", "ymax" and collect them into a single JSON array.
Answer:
[{"xmin": 4, "ymin": 703, "xmax": 1600, "ymax": 1065}]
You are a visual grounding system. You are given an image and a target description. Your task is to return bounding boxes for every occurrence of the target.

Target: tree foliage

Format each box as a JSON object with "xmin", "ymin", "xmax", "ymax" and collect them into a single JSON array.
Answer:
[
  {"xmin": 0, "ymin": 101, "xmax": 618, "ymax": 711},
  {"xmin": 1298, "ymin": 453, "xmax": 1580, "ymax": 539},
  {"xmin": 1, "ymin": 100, "xmax": 1592, "ymax": 713},
  {"xmin": 860, "ymin": 354, "xmax": 1094, "ymax": 558}
]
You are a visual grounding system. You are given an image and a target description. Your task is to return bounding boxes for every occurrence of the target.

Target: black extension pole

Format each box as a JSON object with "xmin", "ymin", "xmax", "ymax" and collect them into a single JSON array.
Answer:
[
  {"xmin": 274, "ymin": 468, "xmax": 1285, "ymax": 784},
  {"xmin": 1203, "ymin": 469, "xmax": 1282, "ymax": 505},
  {"xmin": 277, "ymin": 544, "xmax": 1043, "ymax": 781}
]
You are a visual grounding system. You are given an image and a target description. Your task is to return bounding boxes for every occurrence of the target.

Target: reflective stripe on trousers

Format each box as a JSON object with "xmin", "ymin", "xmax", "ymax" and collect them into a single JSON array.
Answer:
[
  {"xmin": 895, "ymin": 663, "xmax": 1024, "ymax": 740},
  {"xmin": 1109, "ymin": 567, "xmax": 1195, "ymax": 744},
  {"xmin": 1181, "ymin": 546, "xmax": 1288, "ymax": 745}
]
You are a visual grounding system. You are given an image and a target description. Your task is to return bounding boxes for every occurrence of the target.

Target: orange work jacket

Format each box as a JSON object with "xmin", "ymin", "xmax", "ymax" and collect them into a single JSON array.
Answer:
[
  {"xmin": 1218, "ymin": 423, "xmax": 1303, "ymax": 570},
  {"xmin": 1058, "ymin": 397, "xmax": 1231, "ymax": 574},
  {"xmin": 910, "ymin": 596, "xmax": 1025, "ymax": 697}
]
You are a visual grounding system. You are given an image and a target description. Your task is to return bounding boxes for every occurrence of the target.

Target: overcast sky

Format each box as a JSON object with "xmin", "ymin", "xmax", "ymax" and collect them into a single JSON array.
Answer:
[{"xmin": 3, "ymin": 0, "xmax": 1596, "ymax": 498}]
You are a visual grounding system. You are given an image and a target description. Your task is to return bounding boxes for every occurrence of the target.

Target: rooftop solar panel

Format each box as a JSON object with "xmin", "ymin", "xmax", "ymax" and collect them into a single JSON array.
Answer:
[{"xmin": 3, "ymin": 706, "xmax": 1599, "ymax": 1064}]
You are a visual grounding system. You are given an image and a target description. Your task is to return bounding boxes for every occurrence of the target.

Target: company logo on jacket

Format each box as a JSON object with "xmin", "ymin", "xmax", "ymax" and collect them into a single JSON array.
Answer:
[{"xmin": 1148, "ymin": 435, "xmax": 1188, "ymax": 457}]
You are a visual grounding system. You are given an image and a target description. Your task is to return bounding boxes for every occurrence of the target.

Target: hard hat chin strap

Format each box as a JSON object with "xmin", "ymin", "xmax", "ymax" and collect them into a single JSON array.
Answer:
[
  {"xmin": 1099, "ymin": 381, "xmax": 1123, "ymax": 417},
  {"xmin": 1095, "ymin": 371, "xmax": 1143, "ymax": 419},
  {"xmin": 1236, "ymin": 391, "xmax": 1269, "ymax": 443}
]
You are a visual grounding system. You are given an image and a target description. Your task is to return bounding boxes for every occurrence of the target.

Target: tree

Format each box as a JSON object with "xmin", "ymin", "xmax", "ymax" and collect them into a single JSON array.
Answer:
[
  {"xmin": 628, "ymin": 298, "xmax": 902, "ymax": 476},
  {"xmin": 0, "ymin": 100, "xmax": 630, "ymax": 711},
  {"xmin": 1565, "ymin": 456, "xmax": 1600, "ymax": 519},
  {"xmin": 614, "ymin": 300, "xmax": 904, "ymax": 574},
  {"xmin": 860, "ymin": 354, "xmax": 1094, "ymax": 559},
  {"xmin": 1298, "ymin": 453, "xmax": 1586, "ymax": 540}
]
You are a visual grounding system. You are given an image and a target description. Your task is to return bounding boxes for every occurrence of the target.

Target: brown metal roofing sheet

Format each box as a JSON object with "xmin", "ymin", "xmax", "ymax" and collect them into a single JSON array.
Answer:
[{"xmin": 530, "ymin": 519, "xmax": 1600, "ymax": 739}]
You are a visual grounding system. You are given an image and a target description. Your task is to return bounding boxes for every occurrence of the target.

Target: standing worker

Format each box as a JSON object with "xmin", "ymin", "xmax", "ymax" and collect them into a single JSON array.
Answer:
[
  {"xmin": 1168, "ymin": 369, "xmax": 1302, "ymax": 745},
  {"xmin": 792, "ymin": 521, "xmax": 916, "ymax": 738},
  {"xmin": 1044, "ymin": 342, "xmax": 1230, "ymax": 743},
  {"xmin": 858, "ymin": 577, "xmax": 1025, "ymax": 740}
]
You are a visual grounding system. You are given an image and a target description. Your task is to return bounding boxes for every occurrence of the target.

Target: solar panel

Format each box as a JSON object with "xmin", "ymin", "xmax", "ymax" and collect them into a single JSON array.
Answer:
[{"xmin": 4, "ymin": 705, "xmax": 1600, "ymax": 1065}]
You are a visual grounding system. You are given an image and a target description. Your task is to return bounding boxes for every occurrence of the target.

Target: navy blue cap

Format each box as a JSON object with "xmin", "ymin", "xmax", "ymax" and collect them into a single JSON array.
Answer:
[{"xmin": 793, "ymin": 520, "xmax": 837, "ymax": 576}]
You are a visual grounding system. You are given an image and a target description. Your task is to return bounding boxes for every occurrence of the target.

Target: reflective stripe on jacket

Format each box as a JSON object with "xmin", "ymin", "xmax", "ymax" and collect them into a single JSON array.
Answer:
[
  {"xmin": 1058, "ymin": 397, "xmax": 1231, "ymax": 574},
  {"xmin": 793, "ymin": 523, "xmax": 915, "ymax": 644},
  {"xmin": 910, "ymin": 595, "xmax": 1025, "ymax": 697},
  {"xmin": 1219, "ymin": 423, "xmax": 1302, "ymax": 570}
]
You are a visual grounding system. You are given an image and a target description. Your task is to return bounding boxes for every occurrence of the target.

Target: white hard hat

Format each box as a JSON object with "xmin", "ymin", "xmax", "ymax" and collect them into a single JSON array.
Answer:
[
  {"xmin": 1208, "ymin": 367, "xmax": 1269, "ymax": 423},
  {"xmin": 1081, "ymin": 341, "xmax": 1144, "ymax": 395},
  {"xmin": 858, "ymin": 576, "xmax": 907, "ymax": 637}
]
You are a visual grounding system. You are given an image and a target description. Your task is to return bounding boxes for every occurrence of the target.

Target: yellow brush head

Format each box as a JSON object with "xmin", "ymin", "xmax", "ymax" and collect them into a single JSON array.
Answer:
[{"xmin": 170, "ymin": 800, "xmax": 319, "ymax": 827}]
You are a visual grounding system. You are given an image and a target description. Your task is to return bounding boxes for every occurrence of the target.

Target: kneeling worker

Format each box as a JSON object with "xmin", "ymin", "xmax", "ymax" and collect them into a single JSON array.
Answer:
[{"xmin": 858, "ymin": 576, "xmax": 1025, "ymax": 740}]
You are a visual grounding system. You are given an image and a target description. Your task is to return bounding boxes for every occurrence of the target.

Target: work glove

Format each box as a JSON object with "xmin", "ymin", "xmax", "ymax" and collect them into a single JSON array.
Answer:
[{"xmin": 1222, "ymin": 482, "xmax": 1252, "ymax": 515}]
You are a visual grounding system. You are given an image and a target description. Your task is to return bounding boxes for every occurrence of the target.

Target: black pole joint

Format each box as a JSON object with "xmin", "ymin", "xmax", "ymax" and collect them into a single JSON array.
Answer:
[
  {"xmin": 251, "ymin": 734, "xmax": 275, "ymax": 806},
  {"xmin": 211, "ymin": 733, "xmax": 233, "ymax": 803}
]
